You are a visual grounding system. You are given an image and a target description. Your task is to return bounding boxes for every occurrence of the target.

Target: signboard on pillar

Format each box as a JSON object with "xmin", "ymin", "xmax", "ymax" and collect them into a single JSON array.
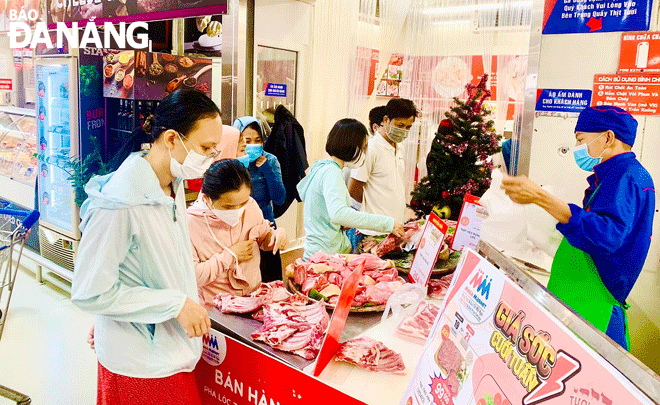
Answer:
[
  {"xmin": 618, "ymin": 32, "xmax": 660, "ymax": 74},
  {"xmin": 592, "ymin": 74, "xmax": 660, "ymax": 115},
  {"xmin": 542, "ymin": 0, "xmax": 651, "ymax": 34}
]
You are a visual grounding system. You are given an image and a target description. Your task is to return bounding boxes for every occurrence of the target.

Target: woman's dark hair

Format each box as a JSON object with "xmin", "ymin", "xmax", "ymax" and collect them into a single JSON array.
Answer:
[
  {"xmin": 202, "ymin": 159, "xmax": 252, "ymax": 201},
  {"xmin": 325, "ymin": 118, "xmax": 368, "ymax": 162},
  {"xmin": 245, "ymin": 121, "xmax": 264, "ymax": 143},
  {"xmin": 109, "ymin": 90, "xmax": 221, "ymax": 171},
  {"xmin": 385, "ymin": 98, "xmax": 419, "ymax": 120}
]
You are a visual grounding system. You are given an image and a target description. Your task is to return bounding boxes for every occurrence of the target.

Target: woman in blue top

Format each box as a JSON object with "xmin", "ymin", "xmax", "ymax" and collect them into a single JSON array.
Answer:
[
  {"xmin": 234, "ymin": 116, "xmax": 286, "ymax": 281},
  {"xmin": 297, "ymin": 119, "xmax": 405, "ymax": 260}
]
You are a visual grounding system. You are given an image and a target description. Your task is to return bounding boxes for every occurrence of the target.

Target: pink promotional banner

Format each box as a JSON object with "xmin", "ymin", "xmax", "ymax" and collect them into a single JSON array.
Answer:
[{"xmin": 401, "ymin": 248, "xmax": 653, "ymax": 405}]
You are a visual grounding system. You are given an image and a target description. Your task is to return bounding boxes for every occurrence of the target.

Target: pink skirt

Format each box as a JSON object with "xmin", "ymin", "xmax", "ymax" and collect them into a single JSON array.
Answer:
[{"xmin": 97, "ymin": 362, "xmax": 202, "ymax": 405}]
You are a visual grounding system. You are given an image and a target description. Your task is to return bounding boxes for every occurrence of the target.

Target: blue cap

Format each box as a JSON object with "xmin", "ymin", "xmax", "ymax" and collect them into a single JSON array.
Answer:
[
  {"xmin": 575, "ymin": 106, "xmax": 638, "ymax": 146},
  {"xmin": 233, "ymin": 116, "xmax": 260, "ymax": 133}
]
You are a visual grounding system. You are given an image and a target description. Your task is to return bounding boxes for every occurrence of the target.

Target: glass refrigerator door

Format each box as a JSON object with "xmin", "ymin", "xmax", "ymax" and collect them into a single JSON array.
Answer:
[
  {"xmin": 11, "ymin": 116, "xmax": 38, "ymax": 185},
  {"xmin": 37, "ymin": 63, "xmax": 74, "ymax": 234}
]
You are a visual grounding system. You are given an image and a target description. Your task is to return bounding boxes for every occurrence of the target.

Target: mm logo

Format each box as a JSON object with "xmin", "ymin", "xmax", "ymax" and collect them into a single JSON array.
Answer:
[
  {"xmin": 202, "ymin": 334, "xmax": 219, "ymax": 350},
  {"xmin": 469, "ymin": 270, "xmax": 491, "ymax": 300}
]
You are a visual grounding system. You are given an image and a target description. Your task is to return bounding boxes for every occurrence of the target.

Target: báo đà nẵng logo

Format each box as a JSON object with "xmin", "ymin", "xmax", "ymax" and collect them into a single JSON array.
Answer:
[{"xmin": 8, "ymin": 13, "xmax": 151, "ymax": 50}]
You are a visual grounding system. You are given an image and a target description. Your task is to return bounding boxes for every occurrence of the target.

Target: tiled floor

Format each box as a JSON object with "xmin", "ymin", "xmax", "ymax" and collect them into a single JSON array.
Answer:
[{"xmin": 0, "ymin": 267, "xmax": 97, "ymax": 405}]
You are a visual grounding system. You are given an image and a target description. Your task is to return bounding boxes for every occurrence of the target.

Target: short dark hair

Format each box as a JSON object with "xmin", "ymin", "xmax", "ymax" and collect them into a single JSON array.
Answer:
[
  {"xmin": 386, "ymin": 98, "xmax": 419, "ymax": 120},
  {"xmin": 325, "ymin": 118, "xmax": 368, "ymax": 162},
  {"xmin": 202, "ymin": 159, "xmax": 252, "ymax": 201},
  {"xmin": 368, "ymin": 106, "xmax": 388, "ymax": 134}
]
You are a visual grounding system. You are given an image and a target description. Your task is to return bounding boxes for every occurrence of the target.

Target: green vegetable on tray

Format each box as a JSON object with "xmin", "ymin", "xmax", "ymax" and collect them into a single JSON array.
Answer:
[{"xmin": 309, "ymin": 289, "xmax": 328, "ymax": 302}]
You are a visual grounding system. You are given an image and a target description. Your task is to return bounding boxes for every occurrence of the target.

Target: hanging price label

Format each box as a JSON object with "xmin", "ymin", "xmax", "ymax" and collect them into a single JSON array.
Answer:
[
  {"xmin": 408, "ymin": 212, "xmax": 449, "ymax": 286},
  {"xmin": 451, "ymin": 195, "xmax": 487, "ymax": 252}
]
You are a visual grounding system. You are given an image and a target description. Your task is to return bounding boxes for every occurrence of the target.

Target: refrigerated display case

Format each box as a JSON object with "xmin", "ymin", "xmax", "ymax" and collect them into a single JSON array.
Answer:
[
  {"xmin": 0, "ymin": 107, "xmax": 38, "ymax": 209},
  {"xmin": 35, "ymin": 57, "xmax": 80, "ymax": 272}
]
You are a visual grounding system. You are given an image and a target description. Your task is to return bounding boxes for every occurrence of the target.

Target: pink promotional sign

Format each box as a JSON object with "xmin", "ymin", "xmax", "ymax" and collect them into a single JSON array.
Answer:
[{"xmin": 401, "ymin": 249, "xmax": 653, "ymax": 405}]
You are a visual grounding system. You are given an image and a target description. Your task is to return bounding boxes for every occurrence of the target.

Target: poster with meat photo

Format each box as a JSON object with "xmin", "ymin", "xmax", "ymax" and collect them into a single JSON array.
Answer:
[
  {"xmin": 0, "ymin": 0, "xmax": 44, "ymax": 32},
  {"xmin": 401, "ymin": 248, "xmax": 654, "ymax": 405}
]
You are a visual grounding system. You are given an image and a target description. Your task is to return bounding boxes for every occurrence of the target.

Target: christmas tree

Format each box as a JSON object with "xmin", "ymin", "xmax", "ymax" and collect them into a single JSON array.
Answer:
[{"xmin": 410, "ymin": 75, "xmax": 500, "ymax": 220}]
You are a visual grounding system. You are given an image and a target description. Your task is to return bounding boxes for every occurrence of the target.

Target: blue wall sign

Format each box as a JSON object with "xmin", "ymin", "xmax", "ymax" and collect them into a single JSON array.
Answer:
[
  {"xmin": 542, "ymin": 0, "xmax": 651, "ymax": 35},
  {"xmin": 265, "ymin": 83, "xmax": 287, "ymax": 97},
  {"xmin": 535, "ymin": 89, "xmax": 593, "ymax": 113}
]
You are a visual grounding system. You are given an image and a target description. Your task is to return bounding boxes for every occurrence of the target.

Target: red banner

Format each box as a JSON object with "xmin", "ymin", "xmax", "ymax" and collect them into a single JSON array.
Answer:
[
  {"xmin": 618, "ymin": 32, "xmax": 660, "ymax": 74},
  {"xmin": 0, "ymin": 79, "xmax": 13, "ymax": 90},
  {"xmin": 195, "ymin": 330, "xmax": 365, "ymax": 405}
]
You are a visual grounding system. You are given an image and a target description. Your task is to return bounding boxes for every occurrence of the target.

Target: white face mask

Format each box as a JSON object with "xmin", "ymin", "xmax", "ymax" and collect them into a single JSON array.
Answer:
[
  {"xmin": 169, "ymin": 132, "xmax": 213, "ymax": 180},
  {"xmin": 345, "ymin": 151, "xmax": 366, "ymax": 169},
  {"xmin": 208, "ymin": 201, "xmax": 247, "ymax": 227}
]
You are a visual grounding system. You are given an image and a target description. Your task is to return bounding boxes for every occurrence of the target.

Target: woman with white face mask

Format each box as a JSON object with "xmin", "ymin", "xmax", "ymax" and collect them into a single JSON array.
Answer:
[
  {"xmin": 188, "ymin": 159, "xmax": 287, "ymax": 305},
  {"xmin": 72, "ymin": 90, "xmax": 222, "ymax": 405}
]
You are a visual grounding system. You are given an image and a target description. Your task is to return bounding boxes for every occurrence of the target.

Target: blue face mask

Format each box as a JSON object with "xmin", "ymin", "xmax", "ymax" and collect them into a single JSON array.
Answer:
[
  {"xmin": 573, "ymin": 134, "xmax": 605, "ymax": 172},
  {"xmin": 245, "ymin": 144, "xmax": 264, "ymax": 163},
  {"xmin": 237, "ymin": 155, "xmax": 251, "ymax": 168}
]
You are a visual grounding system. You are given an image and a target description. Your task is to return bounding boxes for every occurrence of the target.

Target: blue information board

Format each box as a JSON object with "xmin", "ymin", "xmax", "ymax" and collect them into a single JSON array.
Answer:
[
  {"xmin": 535, "ymin": 89, "xmax": 593, "ymax": 113},
  {"xmin": 265, "ymin": 83, "xmax": 287, "ymax": 97},
  {"xmin": 542, "ymin": 0, "xmax": 651, "ymax": 34}
]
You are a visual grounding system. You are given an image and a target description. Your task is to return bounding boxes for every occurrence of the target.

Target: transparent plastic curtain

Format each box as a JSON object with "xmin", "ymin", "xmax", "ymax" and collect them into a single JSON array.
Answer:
[{"xmin": 345, "ymin": 0, "xmax": 533, "ymax": 200}]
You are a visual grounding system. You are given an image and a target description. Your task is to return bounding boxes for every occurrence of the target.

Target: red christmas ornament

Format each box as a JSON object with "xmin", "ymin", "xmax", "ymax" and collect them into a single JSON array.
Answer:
[
  {"xmin": 442, "ymin": 191, "xmax": 450, "ymax": 199},
  {"xmin": 439, "ymin": 119, "xmax": 453, "ymax": 130}
]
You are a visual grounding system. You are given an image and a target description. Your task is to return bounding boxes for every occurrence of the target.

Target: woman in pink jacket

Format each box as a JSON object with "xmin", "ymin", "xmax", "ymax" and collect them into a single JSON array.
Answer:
[{"xmin": 188, "ymin": 159, "xmax": 287, "ymax": 306}]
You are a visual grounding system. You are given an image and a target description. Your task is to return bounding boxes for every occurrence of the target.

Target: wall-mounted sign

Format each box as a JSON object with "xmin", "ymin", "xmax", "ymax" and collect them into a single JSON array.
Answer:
[
  {"xmin": 535, "ymin": 88, "xmax": 592, "ymax": 113},
  {"xmin": 0, "ymin": 79, "xmax": 13, "ymax": 90},
  {"xmin": 542, "ymin": 0, "xmax": 651, "ymax": 35},
  {"xmin": 265, "ymin": 83, "xmax": 287, "ymax": 97},
  {"xmin": 619, "ymin": 32, "xmax": 660, "ymax": 74},
  {"xmin": 592, "ymin": 74, "xmax": 660, "ymax": 115}
]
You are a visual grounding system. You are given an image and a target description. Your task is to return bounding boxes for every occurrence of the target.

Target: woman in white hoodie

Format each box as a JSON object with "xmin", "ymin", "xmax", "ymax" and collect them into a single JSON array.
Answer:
[{"xmin": 72, "ymin": 90, "xmax": 222, "ymax": 405}]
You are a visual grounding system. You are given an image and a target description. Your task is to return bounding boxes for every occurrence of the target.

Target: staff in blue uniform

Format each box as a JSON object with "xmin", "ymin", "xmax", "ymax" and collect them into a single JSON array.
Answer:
[{"xmin": 502, "ymin": 106, "xmax": 655, "ymax": 350}]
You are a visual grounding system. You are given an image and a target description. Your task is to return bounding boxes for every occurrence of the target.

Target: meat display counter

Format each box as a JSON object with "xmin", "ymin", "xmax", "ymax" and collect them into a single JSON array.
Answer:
[
  {"xmin": 0, "ymin": 106, "xmax": 38, "ymax": 209},
  {"xmin": 195, "ymin": 241, "xmax": 660, "ymax": 405}
]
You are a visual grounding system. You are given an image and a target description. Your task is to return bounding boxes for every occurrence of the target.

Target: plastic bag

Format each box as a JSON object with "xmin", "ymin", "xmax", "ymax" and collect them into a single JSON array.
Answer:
[
  {"xmin": 381, "ymin": 283, "xmax": 427, "ymax": 323},
  {"xmin": 479, "ymin": 169, "xmax": 529, "ymax": 252}
]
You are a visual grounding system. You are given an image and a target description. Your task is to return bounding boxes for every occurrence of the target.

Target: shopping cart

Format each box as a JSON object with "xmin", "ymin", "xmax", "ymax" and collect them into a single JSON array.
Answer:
[
  {"xmin": 0, "ymin": 205, "xmax": 39, "ymax": 339},
  {"xmin": 0, "ymin": 204, "xmax": 38, "ymax": 405}
]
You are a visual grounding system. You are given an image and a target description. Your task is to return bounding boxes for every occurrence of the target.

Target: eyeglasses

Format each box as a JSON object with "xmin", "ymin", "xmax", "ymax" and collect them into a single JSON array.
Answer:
[{"xmin": 175, "ymin": 130, "xmax": 221, "ymax": 159}]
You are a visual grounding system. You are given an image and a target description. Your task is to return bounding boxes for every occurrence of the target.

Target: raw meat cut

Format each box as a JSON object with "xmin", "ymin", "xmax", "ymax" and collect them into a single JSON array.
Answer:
[
  {"xmin": 428, "ymin": 273, "xmax": 454, "ymax": 300},
  {"xmin": 213, "ymin": 281, "xmax": 297, "ymax": 314},
  {"xmin": 370, "ymin": 221, "xmax": 421, "ymax": 257},
  {"xmin": 395, "ymin": 302, "xmax": 441, "ymax": 344},
  {"xmin": 436, "ymin": 340, "xmax": 463, "ymax": 375},
  {"xmin": 291, "ymin": 253, "xmax": 406, "ymax": 308},
  {"xmin": 251, "ymin": 301, "xmax": 330, "ymax": 360},
  {"xmin": 334, "ymin": 336, "xmax": 405, "ymax": 374},
  {"xmin": 365, "ymin": 280, "xmax": 406, "ymax": 305},
  {"xmin": 214, "ymin": 294, "xmax": 264, "ymax": 314}
]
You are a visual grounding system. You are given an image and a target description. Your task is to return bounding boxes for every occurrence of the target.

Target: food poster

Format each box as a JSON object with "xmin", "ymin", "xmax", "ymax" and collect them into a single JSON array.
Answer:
[
  {"xmin": 451, "ymin": 195, "xmax": 488, "ymax": 253},
  {"xmin": 184, "ymin": 15, "xmax": 222, "ymax": 57},
  {"xmin": 103, "ymin": 49, "xmax": 135, "ymax": 99},
  {"xmin": 0, "ymin": 0, "xmax": 44, "ymax": 32},
  {"xmin": 401, "ymin": 248, "xmax": 655, "ymax": 405},
  {"xmin": 409, "ymin": 212, "xmax": 450, "ymax": 286},
  {"xmin": 78, "ymin": 49, "xmax": 105, "ymax": 158},
  {"xmin": 47, "ymin": 0, "xmax": 227, "ymax": 24},
  {"xmin": 196, "ymin": 329, "xmax": 365, "ymax": 405},
  {"xmin": 104, "ymin": 50, "xmax": 213, "ymax": 100}
]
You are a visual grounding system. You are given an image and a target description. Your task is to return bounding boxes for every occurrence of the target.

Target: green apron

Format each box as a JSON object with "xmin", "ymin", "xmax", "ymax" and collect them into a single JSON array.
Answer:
[{"xmin": 547, "ymin": 185, "xmax": 630, "ymax": 349}]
